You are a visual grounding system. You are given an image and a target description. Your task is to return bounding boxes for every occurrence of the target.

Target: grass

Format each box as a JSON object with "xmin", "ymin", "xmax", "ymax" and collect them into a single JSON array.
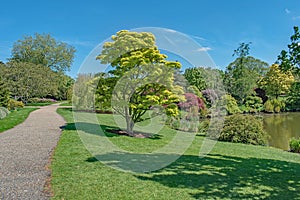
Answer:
[
  {"xmin": 25, "ymin": 102, "xmax": 54, "ymax": 106},
  {"xmin": 51, "ymin": 108, "xmax": 300, "ymax": 200},
  {"xmin": 59, "ymin": 102, "xmax": 72, "ymax": 106},
  {"xmin": 0, "ymin": 108, "xmax": 38, "ymax": 133}
]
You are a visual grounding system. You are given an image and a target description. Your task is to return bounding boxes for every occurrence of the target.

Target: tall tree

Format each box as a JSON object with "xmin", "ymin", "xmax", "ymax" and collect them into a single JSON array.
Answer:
[
  {"xmin": 10, "ymin": 33, "xmax": 76, "ymax": 72},
  {"xmin": 1, "ymin": 62, "xmax": 64, "ymax": 102},
  {"xmin": 0, "ymin": 76, "xmax": 10, "ymax": 108},
  {"xmin": 224, "ymin": 43, "xmax": 268, "ymax": 104},
  {"xmin": 97, "ymin": 30, "xmax": 183, "ymax": 134},
  {"xmin": 278, "ymin": 26, "xmax": 300, "ymax": 75},
  {"xmin": 259, "ymin": 64, "xmax": 294, "ymax": 99},
  {"xmin": 184, "ymin": 67, "xmax": 224, "ymax": 92}
]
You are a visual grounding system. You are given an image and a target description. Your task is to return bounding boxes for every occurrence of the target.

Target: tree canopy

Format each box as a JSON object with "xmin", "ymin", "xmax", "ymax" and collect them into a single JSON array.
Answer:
[
  {"xmin": 0, "ymin": 61, "xmax": 73, "ymax": 102},
  {"xmin": 259, "ymin": 64, "xmax": 294, "ymax": 98},
  {"xmin": 224, "ymin": 43, "xmax": 268, "ymax": 104},
  {"xmin": 10, "ymin": 33, "xmax": 76, "ymax": 72},
  {"xmin": 278, "ymin": 26, "xmax": 300, "ymax": 75},
  {"xmin": 97, "ymin": 30, "xmax": 183, "ymax": 134}
]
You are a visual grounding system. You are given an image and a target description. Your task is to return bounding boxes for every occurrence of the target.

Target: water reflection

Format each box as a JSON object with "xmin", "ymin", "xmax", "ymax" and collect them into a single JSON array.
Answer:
[{"xmin": 263, "ymin": 112, "xmax": 300, "ymax": 150}]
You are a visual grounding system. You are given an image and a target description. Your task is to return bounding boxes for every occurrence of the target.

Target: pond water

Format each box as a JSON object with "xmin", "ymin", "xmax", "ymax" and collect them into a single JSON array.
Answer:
[{"xmin": 263, "ymin": 112, "xmax": 300, "ymax": 150}]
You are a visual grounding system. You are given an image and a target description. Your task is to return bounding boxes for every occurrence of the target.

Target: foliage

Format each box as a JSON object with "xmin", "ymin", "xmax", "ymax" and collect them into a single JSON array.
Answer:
[
  {"xmin": 178, "ymin": 93, "xmax": 206, "ymax": 111},
  {"xmin": 0, "ymin": 107, "xmax": 10, "ymax": 120},
  {"xmin": 10, "ymin": 33, "xmax": 76, "ymax": 72},
  {"xmin": 0, "ymin": 62, "xmax": 72, "ymax": 102},
  {"xmin": 93, "ymin": 72, "xmax": 117, "ymax": 111},
  {"xmin": 0, "ymin": 76, "xmax": 10, "ymax": 108},
  {"xmin": 233, "ymin": 42, "xmax": 251, "ymax": 57},
  {"xmin": 289, "ymin": 137, "xmax": 300, "ymax": 153},
  {"xmin": 259, "ymin": 64, "xmax": 294, "ymax": 98},
  {"xmin": 8, "ymin": 99, "xmax": 24, "ymax": 110},
  {"xmin": 219, "ymin": 94, "xmax": 241, "ymax": 115},
  {"xmin": 168, "ymin": 117, "xmax": 199, "ymax": 132},
  {"xmin": 184, "ymin": 67, "xmax": 224, "ymax": 92},
  {"xmin": 278, "ymin": 26, "xmax": 300, "ymax": 75},
  {"xmin": 241, "ymin": 95, "xmax": 264, "ymax": 113},
  {"xmin": 201, "ymin": 89, "xmax": 225, "ymax": 108},
  {"xmin": 224, "ymin": 43, "xmax": 268, "ymax": 104},
  {"xmin": 184, "ymin": 67, "xmax": 207, "ymax": 91},
  {"xmin": 264, "ymin": 99, "xmax": 285, "ymax": 113},
  {"xmin": 27, "ymin": 98, "xmax": 57, "ymax": 103},
  {"xmin": 220, "ymin": 114, "xmax": 268, "ymax": 145},
  {"xmin": 72, "ymin": 74, "xmax": 96, "ymax": 110},
  {"xmin": 97, "ymin": 30, "xmax": 183, "ymax": 134},
  {"xmin": 286, "ymin": 82, "xmax": 300, "ymax": 111}
]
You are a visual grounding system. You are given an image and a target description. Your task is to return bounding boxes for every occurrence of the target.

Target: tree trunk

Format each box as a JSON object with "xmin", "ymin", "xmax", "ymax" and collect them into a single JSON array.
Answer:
[{"xmin": 125, "ymin": 107, "xmax": 134, "ymax": 135}]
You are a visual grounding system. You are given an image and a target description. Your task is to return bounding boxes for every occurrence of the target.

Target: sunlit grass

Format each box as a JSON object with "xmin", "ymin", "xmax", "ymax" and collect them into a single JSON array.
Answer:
[
  {"xmin": 0, "ymin": 108, "xmax": 37, "ymax": 133},
  {"xmin": 51, "ymin": 108, "xmax": 300, "ymax": 200}
]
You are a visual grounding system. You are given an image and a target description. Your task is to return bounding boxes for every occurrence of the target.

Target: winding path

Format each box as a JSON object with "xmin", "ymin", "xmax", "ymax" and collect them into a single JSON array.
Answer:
[{"xmin": 0, "ymin": 104, "xmax": 66, "ymax": 200}]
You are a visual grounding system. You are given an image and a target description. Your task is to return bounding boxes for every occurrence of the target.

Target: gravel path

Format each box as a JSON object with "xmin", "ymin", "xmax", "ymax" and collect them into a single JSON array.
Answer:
[{"xmin": 0, "ymin": 104, "xmax": 66, "ymax": 200}]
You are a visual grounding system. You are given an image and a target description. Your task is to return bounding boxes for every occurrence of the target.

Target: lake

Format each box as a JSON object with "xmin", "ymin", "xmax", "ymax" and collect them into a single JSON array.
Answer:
[{"xmin": 263, "ymin": 112, "xmax": 300, "ymax": 150}]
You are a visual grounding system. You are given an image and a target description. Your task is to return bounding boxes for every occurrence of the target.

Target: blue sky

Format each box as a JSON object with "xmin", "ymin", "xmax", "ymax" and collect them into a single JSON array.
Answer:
[{"xmin": 1, "ymin": 0, "xmax": 300, "ymax": 78}]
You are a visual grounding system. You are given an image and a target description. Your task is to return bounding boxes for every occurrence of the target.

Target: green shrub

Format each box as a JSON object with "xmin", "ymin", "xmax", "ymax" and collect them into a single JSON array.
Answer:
[
  {"xmin": 264, "ymin": 99, "xmax": 285, "ymax": 113},
  {"xmin": 219, "ymin": 114, "xmax": 268, "ymax": 145},
  {"xmin": 264, "ymin": 100, "xmax": 274, "ymax": 113},
  {"xmin": 0, "ymin": 107, "xmax": 10, "ymax": 119},
  {"xmin": 218, "ymin": 94, "xmax": 241, "ymax": 115},
  {"xmin": 168, "ymin": 117, "xmax": 199, "ymax": 133},
  {"xmin": 170, "ymin": 118, "xmax": 180, "ymax": 130},
  {"xmin": 289, "ymin": 137, "xmax": 300, "ymax": 153},
  {"xmin": 27, "ymin": 98, "xmax": 56, "ymax": 103},
  {"xmin": 242, "ymin": 95, "xmax": 264, "ymax": 113},
  {"xmin": 198, "ymin": 119, "xmax": 209, "ymax": 134},
  {"xmin": 8, "ymin": 99, "xmax": 24, "ymax": 110}
]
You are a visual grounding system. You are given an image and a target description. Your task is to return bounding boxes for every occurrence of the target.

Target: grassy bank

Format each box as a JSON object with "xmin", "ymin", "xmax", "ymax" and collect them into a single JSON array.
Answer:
[
  {"xmin": 0, "ymin": 108, "xmax": 38, "ymax": 133},
  {"xmin": 51, "ymin": 108, "xmax": 300, "ymax": 199}
]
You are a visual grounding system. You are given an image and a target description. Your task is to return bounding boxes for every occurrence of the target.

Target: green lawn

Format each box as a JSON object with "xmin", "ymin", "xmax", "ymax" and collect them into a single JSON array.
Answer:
[
  {"xmin": 0, "ymin": 108, "xmax": 37, "ymax": 133},
  {"xmin": 25, "ymin": 102, "xmax": 58, "ymax": 106},
  {"xmin": 51, "ymin": 108, "xmax": 300, "ymax": 200},
  {"xmin": 58, "ymin": 102, "xmax": 72, "ymax": 106}
]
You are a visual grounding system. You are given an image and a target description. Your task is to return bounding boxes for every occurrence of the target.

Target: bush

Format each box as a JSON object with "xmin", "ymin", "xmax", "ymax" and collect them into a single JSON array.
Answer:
[
  {"xmin": 27, "ymin": 98, "xmax": 57, "ymax": 103},
  {"xmin": 0, "ymin": 107, "xmax": 10, "ymax": 119},
  {"xmin": 242, "ymin": 95, "xmax": 264, "ymax": 113},
  {"xmin": 289, "ymin": 137, "xmax": 300, "ymax": 153},
  {"xmin": 264, "ymin": 99, "xmax": 285, "ymax": 113},
  {"xmin": 219, "ymin": 114, "xmax": 268, "ymax": 145},
  {"xmin": 264, "ymin": 100, "xmax": 274, "ymax": 113},
  {"xmin": 168, "ymin": 116, "xmax": 199, "ymax": 133},
  {"xmin": 8, "ymin": 99, "xmax": 24, "ymax": 110},
  {"xmin": 219, "ymin": 94, "xmax": 241, "ymax": 115}
]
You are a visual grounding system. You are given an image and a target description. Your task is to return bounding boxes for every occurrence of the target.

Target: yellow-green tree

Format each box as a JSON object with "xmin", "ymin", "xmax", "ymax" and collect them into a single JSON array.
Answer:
[
  {"xmin": 259, "ymin": 64, "xmax": 294, "ymax": 98},
  {"xmin": 97, "ymin": 30, "xmax": 183, "ymax": 134}
]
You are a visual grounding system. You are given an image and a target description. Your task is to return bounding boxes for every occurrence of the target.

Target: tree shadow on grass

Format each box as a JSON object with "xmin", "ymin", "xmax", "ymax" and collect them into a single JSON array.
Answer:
[
  {"xmin": 88, "ymin": 151, "xmax": 300, "ymax": 199},
  {"xmin": 61, "ymin": 122, "xmax": 162, "ymax": 139},
  {"xmin": 61, "ymin": 122, "xmax": 122, "ymax": 137}
]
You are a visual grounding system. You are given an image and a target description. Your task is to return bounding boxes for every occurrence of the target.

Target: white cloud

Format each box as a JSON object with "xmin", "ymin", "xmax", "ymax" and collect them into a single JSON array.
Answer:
[
  {"xmin": 285, "ymin": 8, "xmax": 291, "ymax": 14},
  {"xmin": 196, "ymin": 47, "xmax": 212, "ymax": 52}
]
